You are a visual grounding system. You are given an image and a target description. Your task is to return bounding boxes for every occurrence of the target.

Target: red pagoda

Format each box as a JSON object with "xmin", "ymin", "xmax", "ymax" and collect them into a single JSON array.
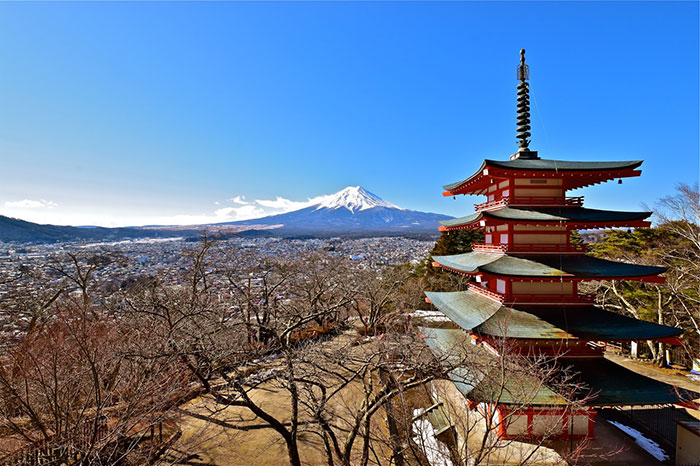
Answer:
[{"xmin": 421, "ymin": 50, "xmax": 695, "ymax": 441}]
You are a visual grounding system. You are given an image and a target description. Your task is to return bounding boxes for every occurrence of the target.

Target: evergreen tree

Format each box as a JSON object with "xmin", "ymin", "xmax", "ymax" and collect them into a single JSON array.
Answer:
[
  {"xmin": 423, "ymin": 229, "xmax": 484, "ymax": 277},
  {"xmin": 430, "ymin": 229, "xmax": 484, "ymax": 256}
]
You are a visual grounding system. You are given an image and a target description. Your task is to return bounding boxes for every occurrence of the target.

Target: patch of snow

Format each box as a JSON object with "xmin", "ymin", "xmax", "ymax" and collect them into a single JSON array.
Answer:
[
  {"xmin": 79, "ymin": 237, "xmax": 183, "ymax": 248},
  {"xmin": 608, "ymin": 420, "xmax": 669, "ymax": 462},
  {"xmin": 686, "ymin": 373, "xmax": 700, "ymax": 382},
  {"xmin": 314, "ymin": 186, "xmax": 403, "ymax": 212},
  {"xmin": 412, "ymin": 408, "xmax": 454, "ymax": 466},
  {"xmin": 411, "ymin": 310, "xmax": 452, "ymax": 322}
]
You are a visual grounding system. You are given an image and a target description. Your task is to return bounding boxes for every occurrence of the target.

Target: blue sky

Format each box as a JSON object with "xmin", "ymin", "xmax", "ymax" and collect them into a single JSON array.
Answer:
[{"xmin": 0, "ymin": 1, "xmax": 697, "ymax": 226}]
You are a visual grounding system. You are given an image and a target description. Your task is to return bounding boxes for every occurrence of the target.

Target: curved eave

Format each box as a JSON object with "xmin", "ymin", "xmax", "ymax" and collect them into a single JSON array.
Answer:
[
  {"xmin": 431, "ymin": 252, "xmax": 667, "ymax": 281},
  {"xmin": 443, "ymin": 161, "xmax": 488, "ymax": 193},
  {"xmin": 443, "ymin": 159, "xmax": 644, "ymax": 197},
  {"xmin": 566, "ymin": 358, "xmax": 699, "ymax": 407},
  {"xmin": 439, "ymin": 212, "xmax": 484, "ymax": 231},
  {"xmin": 440, "ymin": 220, "xmax": 652, "ymax": 232},
  {"xmin": 440, "ymin": 219, "xmax": 652, "ymax": 232},
  {"xmin": 439, "ymin": 207, "xmax": 652, "ymax": 231},
  {"xmin": 426, "ymin": 290, "xmax": 684, "ymax": 342},
  {"xmin": 486, "ymin": 159, "xmax": 643, "ymax": 172},
  {"xmin": 426, "ymin": 290, "xmax": 575, "ymax": 340},
  {"xmin": 418, "ymin": 326, "xmax": 568, "ymax": 406},
  {"xmin": 519, "ymin": 305, "xmax": 685, "ymax": 341}
]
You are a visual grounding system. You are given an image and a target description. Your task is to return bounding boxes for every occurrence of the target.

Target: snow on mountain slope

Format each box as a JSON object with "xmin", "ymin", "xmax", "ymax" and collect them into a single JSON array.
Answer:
[
  {"xmin": 221, "ymin": 186, "xmax": 451, "ymax": 234},
  {"xmin": 313, "ymin": 186, "xmax": 403, "ymax": 212}
]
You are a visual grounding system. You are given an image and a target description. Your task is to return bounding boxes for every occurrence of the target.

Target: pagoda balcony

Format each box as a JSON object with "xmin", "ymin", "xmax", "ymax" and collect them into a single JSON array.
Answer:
[
  {"xmin": 474, "ymin": 198, "xmax": 509, "ymax": 211},
  {"xmin": 471, "ymin": 242, "xmax": 589, "ymax": 254},
  {"xmin": 471, "ymin": 243, "xmax": 507, "ymax": 253},
  {"xmin": 466, "ymin": 283, "xmax": 595, "ymax": 305},
  {"xmin": 475, "ymin": 196, "xmax": 584, "ymax": 211},
  {"xmin": 505, "ymin": 293, "xmax": 596, "ymax": 305},
  {"xmin": 467, "ymin": 283, "xmax": 505, "ymax": 302},
  {"xmin": 467, "ymin": 283, "xmax": 505, "ymax": 303}
]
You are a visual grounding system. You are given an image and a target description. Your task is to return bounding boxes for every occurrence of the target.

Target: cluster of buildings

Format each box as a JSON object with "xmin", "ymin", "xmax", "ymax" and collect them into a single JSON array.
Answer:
[{"xmin": 0, "ymin": 234, "xmax": 433, "ymax": 342}]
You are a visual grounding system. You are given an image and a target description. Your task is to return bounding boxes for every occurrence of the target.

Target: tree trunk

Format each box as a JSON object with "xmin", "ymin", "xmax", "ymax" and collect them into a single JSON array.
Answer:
[
  {"xmin": 656, "ymin": 288, "xmax": 669, "ymax": 367},
  {"xmin": 379, "ymin": 369, "xmax": 404, "ymax": 466},
  {"xmin": 286, "ymin": 438, "xmax": 302, "ymax": 466}
]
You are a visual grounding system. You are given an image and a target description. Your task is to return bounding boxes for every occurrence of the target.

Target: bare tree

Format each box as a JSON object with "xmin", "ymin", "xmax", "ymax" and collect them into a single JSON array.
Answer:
[
  {"xmin": 0, "ymin": 302, "xmax": 187, "ymax": 465},
  {"xmin": 655, "ymin": 183, "xmax": 700, "ymax": 348},
  {"xmin": 294, "ymin": 331, "xmax": 442, "ymax": 466},
  {"xmin": 347, "ymin": 265, "xmax": 408, "ymax": 335},
  {"xmin": 590, "ymin": 183, "xmax": 700, "ymax": 365},
  {"xmin": 123, "ymin": 242, "xmax": 359, "ymax": 466},
  {"xmin": 399, "ymin": 328, "xmax": 596, "ymax": 466}
]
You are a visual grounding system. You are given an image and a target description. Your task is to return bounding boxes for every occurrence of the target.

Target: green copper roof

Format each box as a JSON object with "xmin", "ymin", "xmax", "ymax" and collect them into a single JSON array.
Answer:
[
  {"xmin": 426, "ymin": 290, "xmax": 683, "ymax": 341},
  {"xmin": 440, "ymin": 206, "xmax": 652, "ymax": 228},
  {"xmin": 565, "ymin": 358, "xmax": 699, "ymax": 406},
  {"xmin": 486, "ymin": 159, "xmax": 643, "ymax": 171},
  {"xmin": 419, "ymin": 328, "xmax": 698, "ymax": 407},
  {"xmin": 425, "ymin": 290, "xmax": 574, "ymax": 339},
  {"xmin": 444, "ymin": 159, "xmax": 643, "ymax": 192},
  {"xmin": 425, "ymin": 290, "xmax": 501, "ymax": 330},
  {"xmin": 432, "ymin": 252, "xmax": 666, "ymax": 279},
  {"xmin": 419, "ymin": 326, "xmax": 567, "ymax": 405},
  {"xmin": 522, "ymin": 305, "xmax": 684, "ymax": 340}
]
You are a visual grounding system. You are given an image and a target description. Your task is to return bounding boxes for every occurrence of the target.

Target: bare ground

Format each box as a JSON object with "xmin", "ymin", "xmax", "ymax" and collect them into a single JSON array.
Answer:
[{"xmin": 162, "ymin": 333, "xmax": 397, "ymax": 466}]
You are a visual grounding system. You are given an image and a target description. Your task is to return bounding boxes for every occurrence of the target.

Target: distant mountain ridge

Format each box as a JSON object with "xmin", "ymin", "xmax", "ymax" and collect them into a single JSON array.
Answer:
[
  {"xmin": 0, "ymin": 186, "xmax": 451, "ymax": 243},
  {"xmin": 0, "ymin": 215, "xmax": 188, "ymax": 243},
  {"xmin": 219, "ymin": 186, "xmax": 451, "ymax": 234}
]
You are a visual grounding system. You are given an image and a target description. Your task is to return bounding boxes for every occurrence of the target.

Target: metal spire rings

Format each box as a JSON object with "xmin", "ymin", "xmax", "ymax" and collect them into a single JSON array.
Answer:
[{"xmin": 516, "ymin": 49, "xmax": 531, "ymax": 150}]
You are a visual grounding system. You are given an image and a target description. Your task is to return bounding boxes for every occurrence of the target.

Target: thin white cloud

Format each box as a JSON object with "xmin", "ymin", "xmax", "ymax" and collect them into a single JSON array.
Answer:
[
  {"xmin": 214, "ymin": 205, "xmax": 266, "ymax": 219},
  {"xmin": 0, "ymin": 193, "xmax": 327, "ymax": 227},
  {"xmin": 254, "ymin": 195, "xmax": 325, "ymax": 211},
  {"xmin": 230, "ymin": 195, "xmax": 251, "ymax": 205},
  {"xmin": 4, "ymin": 199, "xmax": 58, "ymax": 209},
  {"xmin": 157, "ymin": 194, "xmax": 326, "ymax": 225}
]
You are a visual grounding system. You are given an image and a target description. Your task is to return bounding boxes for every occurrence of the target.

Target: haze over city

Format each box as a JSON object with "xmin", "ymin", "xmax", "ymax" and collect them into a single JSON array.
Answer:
[{"xmin": 0, "ymin": 1, "xmax": 697, "ymax": 227}]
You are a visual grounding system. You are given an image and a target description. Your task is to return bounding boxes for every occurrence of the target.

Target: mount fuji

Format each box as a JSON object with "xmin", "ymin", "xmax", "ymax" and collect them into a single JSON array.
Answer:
[
  {"xmin": 219, "ymin": 186, "xmax": 451, "ymax": 235},
  {"xmin": 0, "ymin": 187, "xmax": 451, "ymax": 243}
]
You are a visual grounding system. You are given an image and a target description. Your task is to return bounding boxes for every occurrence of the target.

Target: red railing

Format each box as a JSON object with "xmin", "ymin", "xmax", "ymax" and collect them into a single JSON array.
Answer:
[
  {"xmin": 474, "ymin": 196, "xmax": 584, "ymax": 211},
  {"xmin": 466, "ymin": 282, "xmax": 596, "ymax": 305},
  {"xmin": 471, "ymin": 243, "xmax": 507, "ymax": 253},
  {"xmin": 471, "ymin": 243, "xmax": 588, "ymax": 254},
  {"xmin": 474, "ymin": 198, "xmax": 509, "ymax": 211},
  {"xmin": 467, "ymin": 283, "xmax": 505, "ymax": 303},
  {"xmin": 509, "ymin": 196, "xmax": 584, "ymax": 207},
  {"xmin": 505, "ymin": 293, "xmax": 595, "ymax": 304}
]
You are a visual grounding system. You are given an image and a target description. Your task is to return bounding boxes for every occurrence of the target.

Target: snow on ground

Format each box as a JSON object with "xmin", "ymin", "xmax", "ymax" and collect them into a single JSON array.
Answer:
[
  {"xmin": 411, "ymin": 310, "xmax": 452, "ymax": 322},
  {"xmin": 686, "ymin": 373, "xmax": 700, "ymax": 382},
  {"xmin": 412, "ymin": 408, "xmax": 454, "ymax": 466},
  {"xmin": 79, "ymin": 237, "xmax": 183, "ymax": 248},
  {"xmin": 608, "ymin": 420, "xmax": 669, "ymax": 462}
]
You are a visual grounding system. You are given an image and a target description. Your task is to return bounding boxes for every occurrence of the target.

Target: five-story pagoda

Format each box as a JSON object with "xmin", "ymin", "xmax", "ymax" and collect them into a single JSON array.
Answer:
[{"xmin": 421, "ymin": 50, "xmax": 695, "ymax": 441}]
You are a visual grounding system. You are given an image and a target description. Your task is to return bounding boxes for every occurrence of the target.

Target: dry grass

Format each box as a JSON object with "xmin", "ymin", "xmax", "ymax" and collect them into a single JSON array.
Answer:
[{"xmin": 163, "ymin": 333, "xmax": 400, "ymax": 466}]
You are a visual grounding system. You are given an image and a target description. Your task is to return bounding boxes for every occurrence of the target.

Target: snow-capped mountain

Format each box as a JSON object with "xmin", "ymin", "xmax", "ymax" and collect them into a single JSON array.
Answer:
[
  {"xmin": 221, "ymin": 186, "xmax": 451, "ymax": 235},
  {"xmin": 313, "ymin": 186, "xmax": 402, "ymax": 212},
  {"xmin": 0, "ymin": 187, "xmax": 450, "ymax": 242}
]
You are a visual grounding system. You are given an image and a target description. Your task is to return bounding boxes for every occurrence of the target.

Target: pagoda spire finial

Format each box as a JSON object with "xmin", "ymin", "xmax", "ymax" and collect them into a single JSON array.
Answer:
[{"xmin": 512, "ymin": 49, "xmax": 538, "ymax": 160}]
